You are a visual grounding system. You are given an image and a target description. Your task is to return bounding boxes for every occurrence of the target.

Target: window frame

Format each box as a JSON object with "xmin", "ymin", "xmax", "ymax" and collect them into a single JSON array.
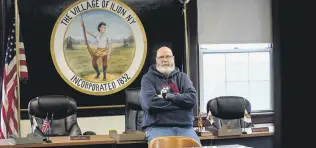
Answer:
[{"xmin": 199, "ymin": 43, "xmax": 274, "ymax": 115}]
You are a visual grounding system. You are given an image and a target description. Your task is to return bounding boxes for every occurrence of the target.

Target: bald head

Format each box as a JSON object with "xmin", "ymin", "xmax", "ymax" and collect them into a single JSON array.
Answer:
[
  {"xmin": 157, "ymin": 46, "xmax": 173, "ymax": 57},
  {"xmin": 156, "ymin": 46, "xmax": 175, "ymax": 77}
]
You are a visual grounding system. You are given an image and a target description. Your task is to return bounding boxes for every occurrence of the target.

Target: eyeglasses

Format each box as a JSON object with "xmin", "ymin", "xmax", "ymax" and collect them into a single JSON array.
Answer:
[{"xmin": 156, "ymin": 55, "xmax": 174, "ymax": 60}]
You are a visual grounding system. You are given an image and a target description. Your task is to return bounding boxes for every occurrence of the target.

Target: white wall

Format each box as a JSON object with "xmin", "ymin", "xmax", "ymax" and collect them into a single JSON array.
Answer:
[
  {"xmin": 20, "ymin": 115, "xmax": 125, "ymax": 137},
  {"xmin": 198, "ymin": 0, "xmax": 272, "ymax": 44}
]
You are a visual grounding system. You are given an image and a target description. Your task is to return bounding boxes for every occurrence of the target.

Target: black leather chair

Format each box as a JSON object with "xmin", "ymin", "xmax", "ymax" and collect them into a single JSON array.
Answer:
[
  {"xmin": 124, "ymin": 88, "xmax": 143, "ymax": 131},
  {"xmin": 28, "ymin": 95, "xmax": 93, "ymax": 136},
  {"xmin": 206, "ymin": 96, "xmax": 254, "ymax": 129}
]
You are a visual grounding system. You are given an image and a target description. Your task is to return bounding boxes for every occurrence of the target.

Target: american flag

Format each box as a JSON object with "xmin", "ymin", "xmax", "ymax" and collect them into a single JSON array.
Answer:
[
  {"xmin": 0, "ymin": 1, "xmax": 28, "ymax": 139},
  {"xmin": 41, "ymin": 116, "xmax": 51, "ymax": 134}
]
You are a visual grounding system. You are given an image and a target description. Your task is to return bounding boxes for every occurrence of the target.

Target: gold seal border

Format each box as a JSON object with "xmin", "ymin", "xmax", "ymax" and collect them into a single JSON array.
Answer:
[{"xmin": 50, "ymin": 0, "xmax": 147, "ymax": 96}]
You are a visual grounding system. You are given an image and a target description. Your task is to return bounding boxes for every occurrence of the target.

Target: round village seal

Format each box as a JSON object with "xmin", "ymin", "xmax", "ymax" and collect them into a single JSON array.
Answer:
[{"xmin": 50, "ymin": 0, "xmax": 147, "ymax": 96}]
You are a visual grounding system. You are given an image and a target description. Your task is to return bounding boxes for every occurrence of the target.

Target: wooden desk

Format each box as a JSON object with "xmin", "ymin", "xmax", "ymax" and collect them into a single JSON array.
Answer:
[
  {"xmin": 199, "ymin": 132, "xmax": 273, "ymax": 140},
  {"xmin": 0, "ymin": 132, "xmax": 273, "ymax": 147},
  {"xmin": 116, "ymin": 131, "xmax": 272, "ymax": 144},
  {"xmin": 0, "ymin": 135, "xmax": 116, "ymax": 148},
  {"xmin": 201, "ymin": 132, "xmax": 273, "ymax": 148}
]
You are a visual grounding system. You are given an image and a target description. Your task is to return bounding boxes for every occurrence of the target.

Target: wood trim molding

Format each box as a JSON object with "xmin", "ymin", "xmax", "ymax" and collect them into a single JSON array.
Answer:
[{"xmin": 20, "ymin": 105, "xmax": 125, "ymax": 112}]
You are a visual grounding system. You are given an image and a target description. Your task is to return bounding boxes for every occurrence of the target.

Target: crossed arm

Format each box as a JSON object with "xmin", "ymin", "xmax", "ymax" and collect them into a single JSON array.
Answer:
[
  {"xmin": 165, "ymin": 73, "xmax": 197, "ymax": 109},
  {"xmin": 139, "ymin": 74, "xmax": 196, "ymax": 113}
]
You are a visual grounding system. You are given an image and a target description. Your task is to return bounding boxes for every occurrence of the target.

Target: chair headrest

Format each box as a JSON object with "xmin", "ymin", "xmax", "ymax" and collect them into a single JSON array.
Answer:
[
  {"xmin": 28, "ymin": 95, "xmax": 77, "ymax": 119},
  {"xmin": 206, "ymin": 96, "xmax": 251, "ymax": 119},
  {"xmin": 125, "ymin": 88, "xmax": 142, "ymax": 110}
]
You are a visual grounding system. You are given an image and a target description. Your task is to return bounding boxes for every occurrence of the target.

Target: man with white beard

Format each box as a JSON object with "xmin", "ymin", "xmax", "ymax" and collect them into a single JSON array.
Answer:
[{"xmin": 140, "ymin": 46, "xmax": 200, "ymax": 144}]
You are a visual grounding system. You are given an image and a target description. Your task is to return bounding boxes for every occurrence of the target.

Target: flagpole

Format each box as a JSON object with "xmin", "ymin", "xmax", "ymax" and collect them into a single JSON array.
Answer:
[
  {"xmin": 180, "ymin": 0, "xmax": 195, "ymax": 114},
  {"xmin": 14, "ymin": 0, "xmax": 21, "ymax": 137},
  {"xmin": 181, "ymin": 0, "xmax": 190, "ymax": 77}
]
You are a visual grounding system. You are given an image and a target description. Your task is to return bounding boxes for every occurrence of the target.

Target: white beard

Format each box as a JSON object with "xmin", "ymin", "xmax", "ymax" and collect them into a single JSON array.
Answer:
[{"xmin": 157, "ymin": 65, "xmax": 175, "ymax": 77}]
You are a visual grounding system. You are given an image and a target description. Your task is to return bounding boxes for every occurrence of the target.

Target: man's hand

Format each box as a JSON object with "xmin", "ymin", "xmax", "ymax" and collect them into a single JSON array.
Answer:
[{"xmin": 157, "ymin": 94, "xmax": 163, "ymax": 98}]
